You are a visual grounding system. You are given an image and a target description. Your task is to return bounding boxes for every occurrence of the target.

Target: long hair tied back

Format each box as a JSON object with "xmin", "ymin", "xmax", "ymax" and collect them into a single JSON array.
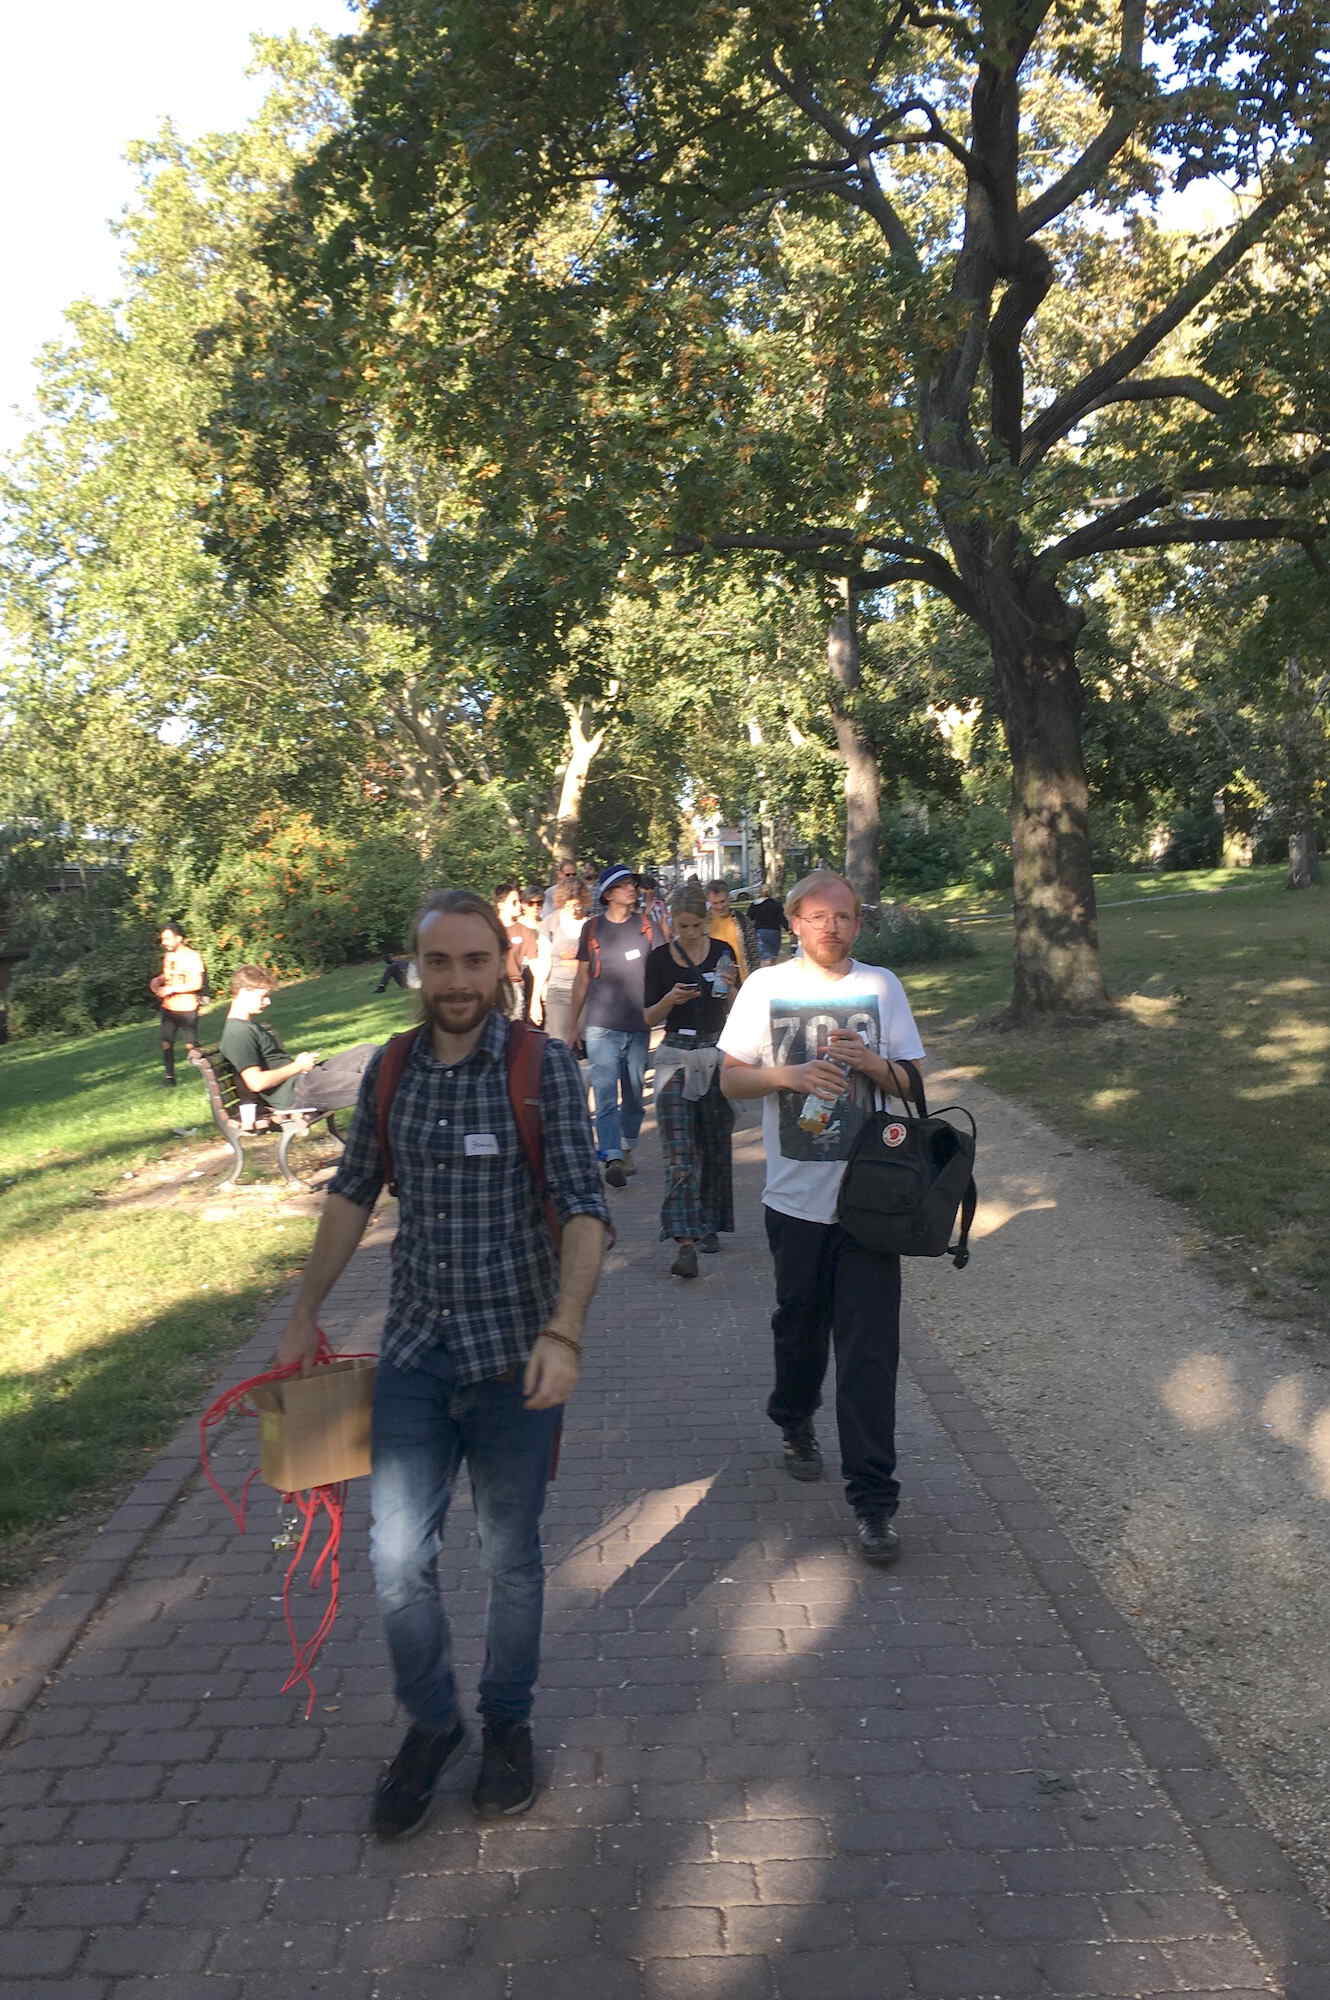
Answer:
[{"xmin": 411, "ymin": 889, "xmax": 515, "ymax": 1016}]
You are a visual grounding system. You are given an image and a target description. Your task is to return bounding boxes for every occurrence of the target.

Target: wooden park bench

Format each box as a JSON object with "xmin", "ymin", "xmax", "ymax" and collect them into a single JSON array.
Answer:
[{"xmin": 188, "ymin": 1046, "xmax": 344, "ymax": 1189}]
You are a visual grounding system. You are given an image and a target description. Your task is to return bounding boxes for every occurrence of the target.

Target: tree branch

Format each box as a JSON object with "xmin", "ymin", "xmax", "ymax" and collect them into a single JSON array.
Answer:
[
  {"xmin": 856, "ymin": 560, "xmax": 982, "ymax": 618},
  {"xmin": 1177, "ymin": 448, "xmax": 1330, "ymax": 494},
  {"xmin": 1079, "ymin": 374, "xmax": 1236, "ymax": 420},
  {"xmin": 1046, "ymin": 486, "xmax": 1170, "ymax": 566},
  {"xmin": 867, "ymin": 2, "xmax": 915, "ymax": 82},
  {"xmin": 1047, "ymin": 517, "xmax": 1328, "ymax": 564},
  {"xmin": 988, "ymin": 244, "xmax": 1055, "ymax": 458},
  {"xmin": 760, "ymin": 52, "xmax": 922, "ymax": 271},
  {"xmin": 666, "ymin": 526, "xmax": 979, "ymax": 618},
  {"xmin": 1046, "ymin": 449, "xmax": 1330, "ymax": 565},
  {"xmin": 875, "ymin": 96, "xmax": 984, "ymax": 183},
  {"xmin": 1022, "ymin": 145, "xmax": 1330, "ymax": 465},
  {"xmin": 1019, "ymin": 0, "xmax": 1146, "ymax": 236}
]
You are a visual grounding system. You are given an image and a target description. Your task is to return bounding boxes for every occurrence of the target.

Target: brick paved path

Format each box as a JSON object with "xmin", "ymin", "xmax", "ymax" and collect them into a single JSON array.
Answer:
[{"xmin": 3, "ymin": 1098, "xmax": 1329, "ymax": 1998}]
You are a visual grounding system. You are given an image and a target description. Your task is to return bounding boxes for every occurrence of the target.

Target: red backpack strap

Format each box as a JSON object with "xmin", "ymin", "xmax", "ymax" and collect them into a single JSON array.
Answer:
[
  {"xmin": 506, "ymin": 1019, "xmax": 561, "ymax": 1248},
  {"xmin": 375, "ymin": 1025, "xmax": 424, "ymax": 1197}
]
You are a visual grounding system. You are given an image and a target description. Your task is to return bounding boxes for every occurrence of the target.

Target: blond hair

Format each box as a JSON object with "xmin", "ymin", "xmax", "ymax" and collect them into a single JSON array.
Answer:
[
  {"xmin": 670, "ymin": 882, "xmax": 708, "ymax": 921},
  {"xmin": 785, "ymin": 870, "xmax": 861, "ymax": 919}
]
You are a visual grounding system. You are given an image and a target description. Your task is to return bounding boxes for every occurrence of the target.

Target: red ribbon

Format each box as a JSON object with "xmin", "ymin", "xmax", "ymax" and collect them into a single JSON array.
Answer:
[{"xmin": 199, "ymin": 1331, "xmax": 374, "ymax": 1718}]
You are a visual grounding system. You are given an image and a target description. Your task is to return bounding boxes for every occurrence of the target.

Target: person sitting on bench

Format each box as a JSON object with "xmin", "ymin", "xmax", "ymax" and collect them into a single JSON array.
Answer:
[{"xmin": 218, "ymin": 966, "xmax": 377, "ymax": 1116}]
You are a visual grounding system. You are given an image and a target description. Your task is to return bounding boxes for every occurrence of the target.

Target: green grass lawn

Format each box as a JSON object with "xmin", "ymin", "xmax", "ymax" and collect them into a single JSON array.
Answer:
[
  {"xmin": 0, "ymin": 964, "xmax": 417, "ymax": 1586},
  {"xmin": 903, "ymin": 869, "xmax": 1330, "ymax": 1324}
]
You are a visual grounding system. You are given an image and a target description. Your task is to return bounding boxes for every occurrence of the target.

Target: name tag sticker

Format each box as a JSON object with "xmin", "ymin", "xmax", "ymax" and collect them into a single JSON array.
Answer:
[
  {"xmin": 624, "ymin": 948, "xmax": 641, "ymax": 961},
  {"xmin": 464, "ymin": 1133, "xmax": 500, "ymax": 1157}
]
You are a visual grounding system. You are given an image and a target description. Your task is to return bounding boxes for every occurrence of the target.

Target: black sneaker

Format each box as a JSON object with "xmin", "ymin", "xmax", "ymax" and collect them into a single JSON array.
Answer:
[
  {"xmin": 370, "ymin": 1719, "xmax": 467, "ymax": 1842},
  {"xmin": 855, "ymin": 1512, "xmax": 902, "ymax": 1566},
  {"xmin": 473, "ymin": 1720, "xmax": 536, "ymax": 1818},
  {"xmin": 670, "ymin": 1242, "xmax": 699, "ymax": 1279},
  {"xmin": 604, "ymin": 1159, "xmax": 627, "ymax": 1189},
  {"xmin": 781, "ymin": 1422, "xmax": 823, "ymax": 1482},
  {"xmin": 698, "ymin": 1233, "xmax": 720, "ymax": 1254}
]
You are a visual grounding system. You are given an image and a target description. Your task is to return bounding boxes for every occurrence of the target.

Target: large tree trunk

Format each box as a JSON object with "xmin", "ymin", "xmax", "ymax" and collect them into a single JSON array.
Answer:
[
  {"xmin": 757, "ymin": 807, "xmax": 788, "ymax": 892},
  {"xmin": 1283, "ymin": 662, "xmax": 1321, "ymax": 889},
  {"xmin": 745, "ymin": 716, "xmax": 789, "ymax": 891},
  {"xmin": 1288, "ymin": 825, "xmax": 1320, "ymax": 889},
  {"xmin": 550, "ymin": 696, "xmax": 610, "ymax": 860},
  {"xmin": 995, "ymin": 637, "xmax": 1109, "ymax": 1018},
  {"xmin": 827, "ymin": 581, "xmax": 880, "ymax": 906}
]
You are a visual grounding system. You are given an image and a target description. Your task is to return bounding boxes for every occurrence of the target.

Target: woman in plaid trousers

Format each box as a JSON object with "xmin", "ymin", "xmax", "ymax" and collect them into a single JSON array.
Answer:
[{"xmin": 643, "ymin": 883, "xmax": 740, "ymax": 1280}]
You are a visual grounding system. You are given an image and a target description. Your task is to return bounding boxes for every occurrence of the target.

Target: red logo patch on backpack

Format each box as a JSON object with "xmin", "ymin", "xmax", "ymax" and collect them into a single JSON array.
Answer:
[{"xmin": 883, "ymin": 1121, "xmax": 907, "ymax": 1148}]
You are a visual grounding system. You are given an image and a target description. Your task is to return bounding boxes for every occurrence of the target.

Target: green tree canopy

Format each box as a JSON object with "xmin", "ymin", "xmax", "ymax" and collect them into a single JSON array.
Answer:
[{"xmin": 214, "ymin": 0, "xmax": 1330, "ymax": 1015}]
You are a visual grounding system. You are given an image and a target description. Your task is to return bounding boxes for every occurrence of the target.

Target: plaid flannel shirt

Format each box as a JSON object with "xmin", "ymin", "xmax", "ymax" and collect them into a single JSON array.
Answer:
[{"xmin": 328, "ymin": 1011, "xmax": 610, "ymax": 1383}]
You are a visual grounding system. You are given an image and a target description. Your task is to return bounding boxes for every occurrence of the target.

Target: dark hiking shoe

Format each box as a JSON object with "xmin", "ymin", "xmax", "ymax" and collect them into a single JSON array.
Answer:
[
  {"xmin": 855, "ymin": 1513, "xmax": 902, "ymax": 1566},
  {"xmin": 698, "ymin": 1233, "xmax": 720, "ymax": 1254},
  {"xmin": 473, "ymin": 1721, "xmax": 536, "ymax": 1818},
  {"xmin": 604, "ymin": 1159, "xmax": 628, "ymax": 1189},
  {"xmin": 670, "ymin": 1242, "xmax": 699, "ymax": 1280},
  {"xmin": 781, "ymin": 1423, "xmax": 823, "ymax": 1481},
  {"xmin": 370, "ymin": 1719, "xmax": 467, "ymax": 1842}
]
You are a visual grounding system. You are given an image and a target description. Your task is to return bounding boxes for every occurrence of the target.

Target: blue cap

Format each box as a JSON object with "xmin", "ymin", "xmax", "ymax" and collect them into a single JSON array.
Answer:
[{"xmin": 597, "ymin": 864, "xmax": 637, "ymax": 901}]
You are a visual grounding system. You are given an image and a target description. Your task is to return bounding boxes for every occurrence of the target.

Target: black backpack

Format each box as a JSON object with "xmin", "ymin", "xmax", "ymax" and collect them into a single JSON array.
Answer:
[{"xmin": 836, "ymin": 1059, "xmax": 977, "ymax": 1268}]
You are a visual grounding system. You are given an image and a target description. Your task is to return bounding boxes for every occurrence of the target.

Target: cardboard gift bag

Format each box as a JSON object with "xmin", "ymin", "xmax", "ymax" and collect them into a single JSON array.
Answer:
[{"xmin": 249, "ymin": 1356, "xmax": 376, "ymax": 1491}]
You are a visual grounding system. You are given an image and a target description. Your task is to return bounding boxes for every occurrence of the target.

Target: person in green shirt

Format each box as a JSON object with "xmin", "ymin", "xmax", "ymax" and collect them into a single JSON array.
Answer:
[{"xmin": 218, "ymin": 966, "xmax": 377, "ymax": 1113}]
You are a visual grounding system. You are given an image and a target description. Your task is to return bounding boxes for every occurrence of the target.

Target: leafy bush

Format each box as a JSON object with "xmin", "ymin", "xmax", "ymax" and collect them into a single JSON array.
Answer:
[
  {"xmin": 423, "ymin": 782, "xmax": 541, "ymax": 901},
  {"xmin": 1088, "ymin": 800, "xmax": 1151, "ymax": 873},
  {"xmin": 2, "ymin": 851, "xmax": 159, "ymax": 1039},
  {"xmin": 1157, "ymin": 802, "xmax": 1223, "ymax": 871},
  {"xmin": 879, "ymin": 813, "xmax": 970, "ymax": 894},
  {"xmin": 7, "ymin": 970, "xmax": 97, "ymax": 1040},
  {"xmin": 855, "ymin": 902, "xmax": 979, "ymax": 966},
  {"xmin": 184, "ymin": 815, "xmax": 431, "ymax": 980},
  {"xmin": 880, "ymin": 799, "xmax": 1013, "ymax": 896}
]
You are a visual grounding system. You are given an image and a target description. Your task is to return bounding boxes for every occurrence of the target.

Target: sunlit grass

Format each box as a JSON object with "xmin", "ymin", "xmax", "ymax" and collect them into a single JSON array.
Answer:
[
  {"xmin": 910, "ymin": 863, "xmax": 1286, "ymax": 924},
  {"xmin": 905, "ymin": 874, "xmax": 1330, "ymax": 1323},
  {"xmin": 0, "ymin": 963, "xmax": 416, "ymax": 1580}
]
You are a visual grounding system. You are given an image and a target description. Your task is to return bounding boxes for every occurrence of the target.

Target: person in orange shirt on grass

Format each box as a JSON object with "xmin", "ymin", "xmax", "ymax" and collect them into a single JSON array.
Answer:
[{"xmin": 149, "ymin": 920, "xmax": 206, "ymax": 1088}]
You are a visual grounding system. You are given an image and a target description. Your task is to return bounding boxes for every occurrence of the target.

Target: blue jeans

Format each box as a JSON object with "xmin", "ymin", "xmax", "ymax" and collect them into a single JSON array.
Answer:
[
  {"xmin": 756, "ymin": 927, "xmax": 780, "ymax": 964},
  {"xmin": 583, "ymin": 1025, "xmax": 648, "ymax": 1161},
  {"xmin": 369, "ymin": 1347, "xmax": 560, "ymax": 1729}
]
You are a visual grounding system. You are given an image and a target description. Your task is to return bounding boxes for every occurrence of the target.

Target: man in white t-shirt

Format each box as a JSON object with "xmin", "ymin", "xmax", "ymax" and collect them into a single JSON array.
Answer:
[{"xmin": 719, "ymin": 870, "xmax": 925, "ymax": 1565}]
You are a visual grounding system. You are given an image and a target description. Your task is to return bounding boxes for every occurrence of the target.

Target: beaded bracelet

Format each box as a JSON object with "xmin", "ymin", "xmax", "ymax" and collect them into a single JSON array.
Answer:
[{"xmin": 539, "ymin": 1329, "xmax": 583, "ymax": 1357}]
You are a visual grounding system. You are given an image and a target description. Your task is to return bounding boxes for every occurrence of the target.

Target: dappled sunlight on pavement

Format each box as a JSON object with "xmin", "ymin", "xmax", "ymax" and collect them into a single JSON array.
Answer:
[{"xmin": 911, "ymin": 1068, "xmax": 1330, "ymax": 1942}]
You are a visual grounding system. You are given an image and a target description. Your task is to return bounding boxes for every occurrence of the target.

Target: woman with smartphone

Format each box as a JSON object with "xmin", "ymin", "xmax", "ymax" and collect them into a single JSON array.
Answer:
[{"xmin": 642, "ymin": 882, "xmax": 738, "ymax": 1279}]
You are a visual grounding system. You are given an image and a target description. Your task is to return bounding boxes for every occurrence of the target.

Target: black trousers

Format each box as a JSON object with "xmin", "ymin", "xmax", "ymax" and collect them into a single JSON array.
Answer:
[
  {"xmin": 159, "ymin": 1008, "xmax": 199, "ymax": 1081},
  {"xmin": 763, "ymin": 1205, "xmax": 901, "ymax": 1516}
]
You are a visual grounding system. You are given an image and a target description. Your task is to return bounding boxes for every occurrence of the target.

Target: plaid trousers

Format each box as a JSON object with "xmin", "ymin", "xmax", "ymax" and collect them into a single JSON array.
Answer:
[{"xmin": 655, "ymin": 1066, "xmax": 735, "ymax": 1242}]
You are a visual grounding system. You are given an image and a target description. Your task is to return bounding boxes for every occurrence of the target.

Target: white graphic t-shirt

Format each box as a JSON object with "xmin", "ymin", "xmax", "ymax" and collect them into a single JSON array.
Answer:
[{"xmin": 719, "ymin": 957, "xmax": 926, "ymax": 1224}]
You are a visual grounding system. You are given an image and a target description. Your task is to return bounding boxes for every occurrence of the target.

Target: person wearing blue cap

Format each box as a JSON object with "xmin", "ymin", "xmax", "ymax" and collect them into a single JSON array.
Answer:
[{"xmin": 569, "ymin": 865, "xmax": 659, "ymax": 1188}]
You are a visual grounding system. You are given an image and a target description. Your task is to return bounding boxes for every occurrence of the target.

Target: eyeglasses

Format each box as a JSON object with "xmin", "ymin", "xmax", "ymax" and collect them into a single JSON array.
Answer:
[{"xmin": 797, "ymin": 912, "xmax": 856, "ymax": 929}]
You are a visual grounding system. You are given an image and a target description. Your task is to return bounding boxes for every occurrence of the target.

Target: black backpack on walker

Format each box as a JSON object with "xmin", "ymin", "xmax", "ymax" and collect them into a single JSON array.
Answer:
[{"xmin": 836, "ymin": 1059, "xmax": 977, "ymax": 1268}]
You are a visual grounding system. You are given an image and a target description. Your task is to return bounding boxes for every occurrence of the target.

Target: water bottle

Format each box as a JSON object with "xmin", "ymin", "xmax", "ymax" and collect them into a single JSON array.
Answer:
[
  {"xmin": 709, "ymin": 952, "xmax": 735, "ymax": 997},
  {"xmin": 797, "ymin": 1037, "xmax": 847, "ymax": 1134}
]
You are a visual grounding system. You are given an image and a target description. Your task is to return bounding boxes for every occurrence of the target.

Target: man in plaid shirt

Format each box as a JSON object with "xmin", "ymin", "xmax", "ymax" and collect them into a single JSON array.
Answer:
[{"xmin": 279, "ymin": 889, "xmax": 610, "ymax": 1839}]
